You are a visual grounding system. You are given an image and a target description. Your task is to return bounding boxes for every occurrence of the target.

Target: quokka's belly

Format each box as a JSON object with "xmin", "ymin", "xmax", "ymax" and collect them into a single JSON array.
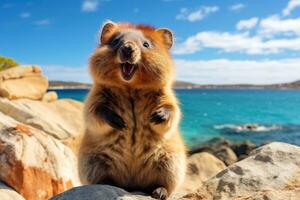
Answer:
[
  {"xmin": 105, "ymin": 140, "xmax": 165, "ymax": 190},
  {"xmin": 109, "ymin": 155, "xmax": 165, "ymax": 193}
]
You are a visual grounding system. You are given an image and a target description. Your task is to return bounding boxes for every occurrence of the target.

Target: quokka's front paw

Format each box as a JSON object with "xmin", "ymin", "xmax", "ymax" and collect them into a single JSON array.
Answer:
[
  {"xmin": 106, "ymin": 111, "xmax": 127, "ymax": 130},
  {"xmin": 152, "ymin": 187, "xmax": 168, "ymax": 200},
  {"xmin": 150, "ymin": 107, "xmax": 171, "ymax": 124}
]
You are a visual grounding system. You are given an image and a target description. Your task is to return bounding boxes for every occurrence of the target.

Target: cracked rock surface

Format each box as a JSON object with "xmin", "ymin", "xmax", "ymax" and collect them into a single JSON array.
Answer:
[{"xmin": 0, "ymin": 112, "xmax": 81, "ymax": 200}]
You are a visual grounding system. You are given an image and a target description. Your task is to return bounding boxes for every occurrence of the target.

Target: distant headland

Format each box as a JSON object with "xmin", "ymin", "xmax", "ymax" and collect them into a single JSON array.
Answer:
[{"xmin": 48, "ymin": 80, "xmax": 300, "ymax": 90}]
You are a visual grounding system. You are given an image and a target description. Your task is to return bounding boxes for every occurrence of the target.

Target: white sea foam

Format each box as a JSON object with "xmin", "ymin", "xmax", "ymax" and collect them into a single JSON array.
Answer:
[{"xmin": 214, "ymin": 123, "xmax": 282, "ymax": 132}]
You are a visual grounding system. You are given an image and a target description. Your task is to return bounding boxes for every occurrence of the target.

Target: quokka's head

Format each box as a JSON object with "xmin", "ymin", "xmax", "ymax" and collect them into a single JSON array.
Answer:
[{"xmin": 89, "ymin": 21, "xmax": 175, "ymax": 88}]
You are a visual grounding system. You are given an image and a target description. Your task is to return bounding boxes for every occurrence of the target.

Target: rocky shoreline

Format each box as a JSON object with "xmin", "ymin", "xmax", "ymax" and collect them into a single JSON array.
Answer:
[{"xmin": 0, "ymin": 65, "xmax": 299, "ymax": 200}]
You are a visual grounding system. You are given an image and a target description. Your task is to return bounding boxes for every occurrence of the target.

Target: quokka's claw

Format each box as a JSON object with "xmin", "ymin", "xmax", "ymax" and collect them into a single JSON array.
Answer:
[
  {"xmin": 150, "ymin": 107, "xmax": 171, "ymax": 124},
  {"xmin": 152, "ymin": 187, "xmax": 168, "ymax": 200}
]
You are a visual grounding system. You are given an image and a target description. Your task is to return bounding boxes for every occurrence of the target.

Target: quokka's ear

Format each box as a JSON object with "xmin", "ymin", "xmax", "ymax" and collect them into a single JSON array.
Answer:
[
  {"xmin": 100, "ymin": 20, "xmax": 118, "ymax": 44},
  {"xmin": 156, "ymin": 28, "xmax": 173, "ymax": 49}
]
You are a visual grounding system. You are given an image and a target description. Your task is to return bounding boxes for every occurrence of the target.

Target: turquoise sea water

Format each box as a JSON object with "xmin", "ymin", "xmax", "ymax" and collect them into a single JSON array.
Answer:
[{"xmin": 52, "ymin": 89, "xmax": 300, "ymax": 147}]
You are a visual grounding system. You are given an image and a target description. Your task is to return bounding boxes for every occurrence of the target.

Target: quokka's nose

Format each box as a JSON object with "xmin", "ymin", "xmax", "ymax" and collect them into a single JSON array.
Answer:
[{"xmin": 121, "ymin": 45, "xmax": 134, "ymax": 59}]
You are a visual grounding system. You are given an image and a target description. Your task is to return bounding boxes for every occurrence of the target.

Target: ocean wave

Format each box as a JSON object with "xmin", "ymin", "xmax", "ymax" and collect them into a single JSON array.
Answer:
[{"xmin": 214, "ymin": 124, "xmax": 282, "ymax": 133}]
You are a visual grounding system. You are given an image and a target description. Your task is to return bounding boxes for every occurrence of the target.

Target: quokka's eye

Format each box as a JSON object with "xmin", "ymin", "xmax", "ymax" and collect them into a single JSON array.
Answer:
[
  {"xmin": 143, "ymin": 41, "xmax": 150, "ymax": 48},
  {"xmin": 111, "ymin": 38, "xmax": 120, "ymax": 46}
]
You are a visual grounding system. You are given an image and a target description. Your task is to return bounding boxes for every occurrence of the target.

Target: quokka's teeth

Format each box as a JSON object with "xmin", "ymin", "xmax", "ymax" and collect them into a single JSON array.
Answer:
[{"xmin": 129, "ymin": 66, "xmax": 135, "ymax": 74}]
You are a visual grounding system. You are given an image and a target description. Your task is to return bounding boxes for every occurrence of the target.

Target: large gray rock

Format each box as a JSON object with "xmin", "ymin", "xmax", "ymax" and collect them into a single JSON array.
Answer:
[
  {"xmin": 51, "ymin": 185, "xmax": 185, "ymax": 200},
  {"xmin": 181, "ymin": 142, "xmax": 300, "ymax": 200},
  {"xmin": 235, "ymin": 189, "xmax": 300, "ymax": 200},
  {"xmin": 51, "ymin": 185, "xmax": 153, "ymax": 200},
  {"xmin": 0, "ymin": 182, "xmax": 25, "ymax": 200}
]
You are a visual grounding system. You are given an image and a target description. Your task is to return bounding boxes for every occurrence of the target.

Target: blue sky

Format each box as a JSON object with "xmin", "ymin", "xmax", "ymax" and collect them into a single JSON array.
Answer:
[{"xmin": 1, "ymin": 0, "xmax": 300, "ymax": 84}]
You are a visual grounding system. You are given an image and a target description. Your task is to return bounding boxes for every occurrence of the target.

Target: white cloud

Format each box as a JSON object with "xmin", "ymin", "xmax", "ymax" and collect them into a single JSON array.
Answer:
[
  {"xmin": 34, "ymin": 19, "xmax": 50, "ymax": 25},
  {"xmin": 259, "ymin": 15, "xmax": 300, "ymax": 37},
  {"xmin": 173, "ymin": 31, "xmax": 300, "ymax": 55},
  {"xmin": 175, "ymin": 58, "xmax": 300, "ymax": 84},
  {"xmin": 176, "ymin": 6, "xmax": 219, "ymax": 22},
  {"xmin": 81, "ymin": 0, "xmax": 99, "ymax": 12},
  {"xmin": 20, "ymin": 12, "xmax": 31, "ymax": 18},
  {"xmin": 42, "ymin": 65, "xmax": 91, "ymax": 83},
  {"xmin": 174, "ymin": 1, "xmax": 300, "ymax": 56},
  {"xmin": 236, "ymin": 17, "xmax": 259, "ymax": 30},
  {"xmin": 283, "ymin": 0, "xmax": 300, "ymax": 16},
  {"xmin": 229, "ymin": 3, "xmax": 245, "ymax": 12},
  {"xmin": 175, "ymin": 13, "xmax": 300, "ymax": 55}
]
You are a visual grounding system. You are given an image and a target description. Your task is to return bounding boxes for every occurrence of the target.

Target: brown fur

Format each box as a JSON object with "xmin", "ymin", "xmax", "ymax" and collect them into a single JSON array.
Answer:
[{"xmin": 79, "ymin": 21, "xmax": 186, "ymax": 199}]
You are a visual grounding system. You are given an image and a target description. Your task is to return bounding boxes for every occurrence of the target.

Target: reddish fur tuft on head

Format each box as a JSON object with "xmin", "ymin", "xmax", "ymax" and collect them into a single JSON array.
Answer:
[
  {"xmin": 115, "ymin": 23, "xmax": 156, "ymax": 32},
  {"xmin": 89, "ymin": 21, "xmax": 175, "ymax": 89}
]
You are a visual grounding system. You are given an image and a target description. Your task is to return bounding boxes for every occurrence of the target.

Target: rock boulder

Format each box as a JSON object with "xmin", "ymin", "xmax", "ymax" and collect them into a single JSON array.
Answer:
[
  {"xmin": 0, "ymin": 65, "xmax": 48, "ymax": 100},
  {"xmin": 190, "ymin": 138, "xmax": 256, "ymax": 164},
  {"xmin": 0, "ymin": 112, "xmax": 81, "ymax": 200},
  {"xmin": 180, "ymin": 152, "xmax": 226, "ymax": 192},
  {"xmin": 0, "ymin": 98, "xmax": 84, "ymax": 148},
  {"xmin": 181, "ymin": 142, "xmax": 300, "ymax": 200},
  {"xmin": 51, "ymin": 185, "xmax": 153, "ymax": 200},
  {"xmin": 42, "ymin": 91, "xmax": 58, "ymax": 102}
]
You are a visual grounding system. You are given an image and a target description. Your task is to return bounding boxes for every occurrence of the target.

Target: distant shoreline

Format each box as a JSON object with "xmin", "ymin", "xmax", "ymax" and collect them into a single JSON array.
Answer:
[
  {"xmin": 48, "ymin": 86, "xmax": 91, "ymax": 90},
  {"xmin": 48, "ymin": 86, "xmax": 300, "ymax": 90},
  {"xmin": 48, "ymin": 80, "xmax": 300, "ymax": 90}
]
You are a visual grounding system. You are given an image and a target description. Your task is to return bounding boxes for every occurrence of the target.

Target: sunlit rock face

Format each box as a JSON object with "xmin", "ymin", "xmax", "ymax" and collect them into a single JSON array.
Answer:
[
  {"xmin": 0, "ymin": 112, "xmax": 81, "ymax": 200},
  {"xmin": 0, "ymin": 65, "xmax": 48, "ymax": 100}
]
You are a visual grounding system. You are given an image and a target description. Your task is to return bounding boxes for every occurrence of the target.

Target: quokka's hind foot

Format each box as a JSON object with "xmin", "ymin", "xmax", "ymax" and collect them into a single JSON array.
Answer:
[{"xmin": 151, "ymin": 187, "xmax": 168, "ymax": 200}]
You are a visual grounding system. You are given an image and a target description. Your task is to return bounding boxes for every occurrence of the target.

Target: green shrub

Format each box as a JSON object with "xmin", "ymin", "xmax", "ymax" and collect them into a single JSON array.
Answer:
[{"xmin": 0, "ymin": 56, "xmax": 18, "ymax": 71}]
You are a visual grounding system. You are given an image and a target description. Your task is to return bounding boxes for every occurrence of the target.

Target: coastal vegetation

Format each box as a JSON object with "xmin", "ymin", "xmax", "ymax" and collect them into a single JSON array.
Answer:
[{"xmin": 0, "ymin": 55, "xmax": 18, "ymax": 71}]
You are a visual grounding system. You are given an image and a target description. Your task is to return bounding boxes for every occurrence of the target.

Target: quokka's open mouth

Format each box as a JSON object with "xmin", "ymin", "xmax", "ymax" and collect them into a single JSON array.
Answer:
[{"xmin": 120, "ymin": 62, "xmax": 137, "ymax": 81}]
